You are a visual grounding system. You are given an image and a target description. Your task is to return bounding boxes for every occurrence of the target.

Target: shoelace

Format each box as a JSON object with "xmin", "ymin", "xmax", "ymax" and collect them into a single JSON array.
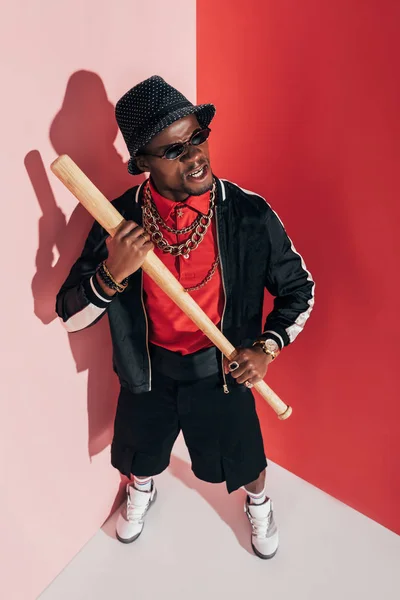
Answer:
[
  {"xmin": 246, "ymin": 509, "xmax": 271, "ymax": 538},
  {"xmin": 126, "ymin": 498, "xmax": 150, "ymax": 524}
]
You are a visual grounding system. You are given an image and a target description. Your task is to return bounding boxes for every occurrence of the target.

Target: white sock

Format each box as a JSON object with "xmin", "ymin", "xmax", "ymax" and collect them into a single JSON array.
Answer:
[
  {"xmin": 133, "ymin": 476, "xmax": 153, "ymax": 492},
  {"xmin": 243, "ymin": 479, "xmax": 268, "ymax": 505},
  {"xmin": 247, "ymin": 489, "xmax": 267, "ymax": 505}
]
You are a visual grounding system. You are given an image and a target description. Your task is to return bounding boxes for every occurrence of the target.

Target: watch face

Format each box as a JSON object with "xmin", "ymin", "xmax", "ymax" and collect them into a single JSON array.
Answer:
[{"xmin": 265, "ymin": 339, "xmax": 279, "ymax": 353}]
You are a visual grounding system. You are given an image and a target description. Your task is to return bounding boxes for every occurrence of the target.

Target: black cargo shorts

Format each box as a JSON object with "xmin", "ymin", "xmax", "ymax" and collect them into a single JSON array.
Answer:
[{"xmin": 111, "ymin": 345, "xmax": 267, "ymax": 493}]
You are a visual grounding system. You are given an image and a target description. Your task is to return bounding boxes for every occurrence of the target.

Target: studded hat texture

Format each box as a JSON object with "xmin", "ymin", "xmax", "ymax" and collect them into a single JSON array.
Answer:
[{"xmin": 115, "ymin": 75, "xmax": 216, "ymax": 175}]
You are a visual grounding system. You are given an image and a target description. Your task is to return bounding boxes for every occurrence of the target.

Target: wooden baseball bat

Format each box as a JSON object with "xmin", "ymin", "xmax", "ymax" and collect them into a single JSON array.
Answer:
[{"xmin": 51, "ymin": 155, "xmax": 292, "ymax": 420}]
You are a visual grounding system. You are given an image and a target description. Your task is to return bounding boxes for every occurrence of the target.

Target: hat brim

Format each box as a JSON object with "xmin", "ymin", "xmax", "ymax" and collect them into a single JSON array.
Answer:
[{"xmin": 127, "ymin": 103, "xmax": 216, "ymax": 175}]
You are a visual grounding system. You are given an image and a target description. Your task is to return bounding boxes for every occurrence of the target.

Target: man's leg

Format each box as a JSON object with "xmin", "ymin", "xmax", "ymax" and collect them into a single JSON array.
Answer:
[
  {"xmin": 177, "ymin": 371, "xmax": 278, "ymax": 559},
  {"xmin": 132, "ymin": 475, "xmax": 153, "ymax": 492},
  {"xmin": 116, "ymin": 474, "xmax": 158, "ymax": 544},
  {"xmin": 244, "ymin": 468, "xmax": 279, "ymax": 559},
  {"xmin": 244, "ymin": 469, "xmax": 266, "ymax": 496},
  {"xmin": 113, "ymin": 374, "xmax": 179, "ymax": 544}
]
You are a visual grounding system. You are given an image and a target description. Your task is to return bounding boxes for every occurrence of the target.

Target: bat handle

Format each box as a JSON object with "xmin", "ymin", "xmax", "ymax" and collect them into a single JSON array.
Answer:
[{"xmin": 252, "ymin": 379, "xmax": 292, "ymax": 419}]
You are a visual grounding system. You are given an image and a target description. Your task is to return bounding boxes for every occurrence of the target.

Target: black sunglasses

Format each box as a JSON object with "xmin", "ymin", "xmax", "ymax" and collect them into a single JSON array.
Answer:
[{"xmin": 137, "ymin": 127, "xmax": 211, "ymax": 161}]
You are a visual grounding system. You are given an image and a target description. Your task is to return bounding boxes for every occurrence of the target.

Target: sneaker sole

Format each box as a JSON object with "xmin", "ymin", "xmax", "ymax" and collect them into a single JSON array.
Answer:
[
  {"xmin": 116, "ymin": 488, "xmax": 158, "ymax": 544},
  {"xmin": 251, "ymin": 542, "xmax": 278, "ymax": 560}
]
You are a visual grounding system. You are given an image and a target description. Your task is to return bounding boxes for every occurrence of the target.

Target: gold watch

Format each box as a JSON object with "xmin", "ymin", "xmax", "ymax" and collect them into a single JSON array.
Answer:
[{"xmin": 252, "ymin": 338, "xmax": 281, "ymax": 360}]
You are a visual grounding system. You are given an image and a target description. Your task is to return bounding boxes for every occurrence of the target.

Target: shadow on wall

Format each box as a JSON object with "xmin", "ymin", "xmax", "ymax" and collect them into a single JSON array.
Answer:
[{"xmin": 25, "ymin": 70, "xmax": 144, "ymax": 461}]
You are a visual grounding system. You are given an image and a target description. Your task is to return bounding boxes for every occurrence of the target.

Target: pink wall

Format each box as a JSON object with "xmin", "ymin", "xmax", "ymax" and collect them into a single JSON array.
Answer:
[
  {"xmin": 0, "ymin": 2, "xmax": 196, "ymax": 598},
  {"xmin": 197, "ymin": 0, "xmax": 400, "ymax": 533}
]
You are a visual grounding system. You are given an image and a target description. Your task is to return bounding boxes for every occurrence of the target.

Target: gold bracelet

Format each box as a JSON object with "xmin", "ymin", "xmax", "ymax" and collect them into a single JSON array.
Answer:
[{"xmin": 101, "ymin": 262, "xmax": 128, "ymax": 292}]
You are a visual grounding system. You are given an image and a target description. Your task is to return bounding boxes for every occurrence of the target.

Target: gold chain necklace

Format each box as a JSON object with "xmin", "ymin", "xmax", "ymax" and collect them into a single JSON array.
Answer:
[
  {"xmin": 142, "ymin": 180, "xmax": 216, "ymax": 258},
  {"xmin": 148, "ymin": 195, "xmax": 203, "ymax": 235},
  {"xmin": 185, "ymin": 256, "xmax": 220, "ymax": 292},
  {"xmin": 142, "ymin": 180, "xmax": 220, "ymax": 292}
]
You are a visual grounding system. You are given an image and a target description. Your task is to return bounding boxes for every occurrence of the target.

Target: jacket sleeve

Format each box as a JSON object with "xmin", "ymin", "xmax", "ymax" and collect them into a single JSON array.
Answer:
[
  {"xmin": 261, "ymin": 208, "xmax": 315, "ymax": 349},
  {"xmin": 55, "ymin": 219, "xmax": 114, "ymax": 332}
]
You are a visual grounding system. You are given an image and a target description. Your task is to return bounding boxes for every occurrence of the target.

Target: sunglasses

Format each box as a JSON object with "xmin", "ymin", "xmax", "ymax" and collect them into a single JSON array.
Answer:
[{"xmin": 137, "ymin": 127, "xmax": 211, "ymax": 161}]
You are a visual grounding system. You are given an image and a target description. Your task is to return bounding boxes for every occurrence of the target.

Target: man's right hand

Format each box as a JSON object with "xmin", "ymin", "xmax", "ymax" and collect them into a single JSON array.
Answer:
[{"xmin": 105, "ymin": 221, "xmax": 154, "ymax": 282}]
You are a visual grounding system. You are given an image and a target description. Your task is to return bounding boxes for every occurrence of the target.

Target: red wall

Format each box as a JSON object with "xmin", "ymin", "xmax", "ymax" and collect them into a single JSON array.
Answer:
[{"xmin": 197, "ymin": 0, "xmax": 400, "ymax": 533}]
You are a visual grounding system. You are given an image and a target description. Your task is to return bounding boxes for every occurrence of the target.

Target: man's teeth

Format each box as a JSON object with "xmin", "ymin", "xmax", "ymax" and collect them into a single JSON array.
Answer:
[{"xmin": 189, "ymin": 166, "xmax": 205, "ymax": 178}]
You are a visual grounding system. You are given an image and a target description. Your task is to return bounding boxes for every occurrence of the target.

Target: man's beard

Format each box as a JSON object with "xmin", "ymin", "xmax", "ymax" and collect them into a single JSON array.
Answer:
[
  {"xmin": 182, "ymin": 181, "xmax": 213, "ymax": 196},
  {"xmin": 180, "ymin": 171, "xmax": 213, "ymax": 197}
]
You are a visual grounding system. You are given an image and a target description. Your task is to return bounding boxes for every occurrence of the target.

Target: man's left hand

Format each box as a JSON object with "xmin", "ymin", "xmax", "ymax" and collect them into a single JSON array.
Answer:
[{"xmin": 223, "ymin": 346, "xmax": 273, "ymax": 387}]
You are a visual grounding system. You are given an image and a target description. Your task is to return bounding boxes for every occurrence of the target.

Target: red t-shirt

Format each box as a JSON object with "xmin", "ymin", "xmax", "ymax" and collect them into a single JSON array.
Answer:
[{"xmin": 143, "ymin": 179, "xmax": 224, "ymax": 355}]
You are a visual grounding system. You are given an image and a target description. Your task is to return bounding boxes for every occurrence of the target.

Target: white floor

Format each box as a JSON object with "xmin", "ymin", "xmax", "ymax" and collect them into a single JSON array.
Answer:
[{"xmin": 40, "ymin": 435, "xmax": 400, "ymax": 600}]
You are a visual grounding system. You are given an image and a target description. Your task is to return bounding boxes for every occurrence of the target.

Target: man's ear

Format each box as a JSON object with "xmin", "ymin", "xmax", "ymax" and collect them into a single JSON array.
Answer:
[{"xmin": 135, "ymin": 155, "xmax": 151, "ymax": 173}]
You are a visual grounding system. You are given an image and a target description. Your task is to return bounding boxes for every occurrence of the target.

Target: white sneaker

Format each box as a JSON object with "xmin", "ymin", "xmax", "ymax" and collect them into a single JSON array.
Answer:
[
  {"xmin": 245, "ymin": 497, "xmax": 279, "ymax": 559},
  {"xmin": 116, "ymin": 481, "xmax": 157, "ymax": 544}
]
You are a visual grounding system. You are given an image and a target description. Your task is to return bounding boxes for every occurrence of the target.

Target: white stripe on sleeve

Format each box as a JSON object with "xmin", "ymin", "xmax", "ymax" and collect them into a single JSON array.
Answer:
[
  {"xmin": 62, "ymin": 303, "xmax": 106, "ymax": 333},
  {"xmin": 90, "ymin": 276, "xmax": 113, "ymax": 303}
]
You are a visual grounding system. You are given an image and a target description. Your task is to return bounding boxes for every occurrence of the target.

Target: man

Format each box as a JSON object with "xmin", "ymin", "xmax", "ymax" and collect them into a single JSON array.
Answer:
[{"xmin": 56, "ymin": 75, "xmax": 314, "ymax": 559}]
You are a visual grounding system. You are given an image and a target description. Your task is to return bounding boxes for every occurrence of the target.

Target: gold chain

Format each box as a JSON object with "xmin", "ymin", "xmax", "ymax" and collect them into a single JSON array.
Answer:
[
  {"xmin": 142, "ymin": 180, "xmax": 216, "ymax": 257},
  {"xmin": 147, "ymin": 194, "xmax": 203, "ymax": 235},
  {"xmin": 142, "ymin": 179, "xmax": 220, "ymax": 291},
  {"xmin": 184, "ymin": 256, "xmax": 220, "ymax": 292}
]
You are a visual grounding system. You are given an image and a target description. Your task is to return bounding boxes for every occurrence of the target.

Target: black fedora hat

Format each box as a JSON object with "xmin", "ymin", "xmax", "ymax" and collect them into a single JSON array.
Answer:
[{"xmin": 115, "ymin": 75, "xmax": 216, "ymax": 175}]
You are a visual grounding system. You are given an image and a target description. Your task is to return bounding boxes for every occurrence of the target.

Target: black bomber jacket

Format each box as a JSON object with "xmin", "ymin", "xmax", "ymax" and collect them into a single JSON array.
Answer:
[{"xmin": 56, "ymin": 177, "xmax": 315, "ymax": 394}]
